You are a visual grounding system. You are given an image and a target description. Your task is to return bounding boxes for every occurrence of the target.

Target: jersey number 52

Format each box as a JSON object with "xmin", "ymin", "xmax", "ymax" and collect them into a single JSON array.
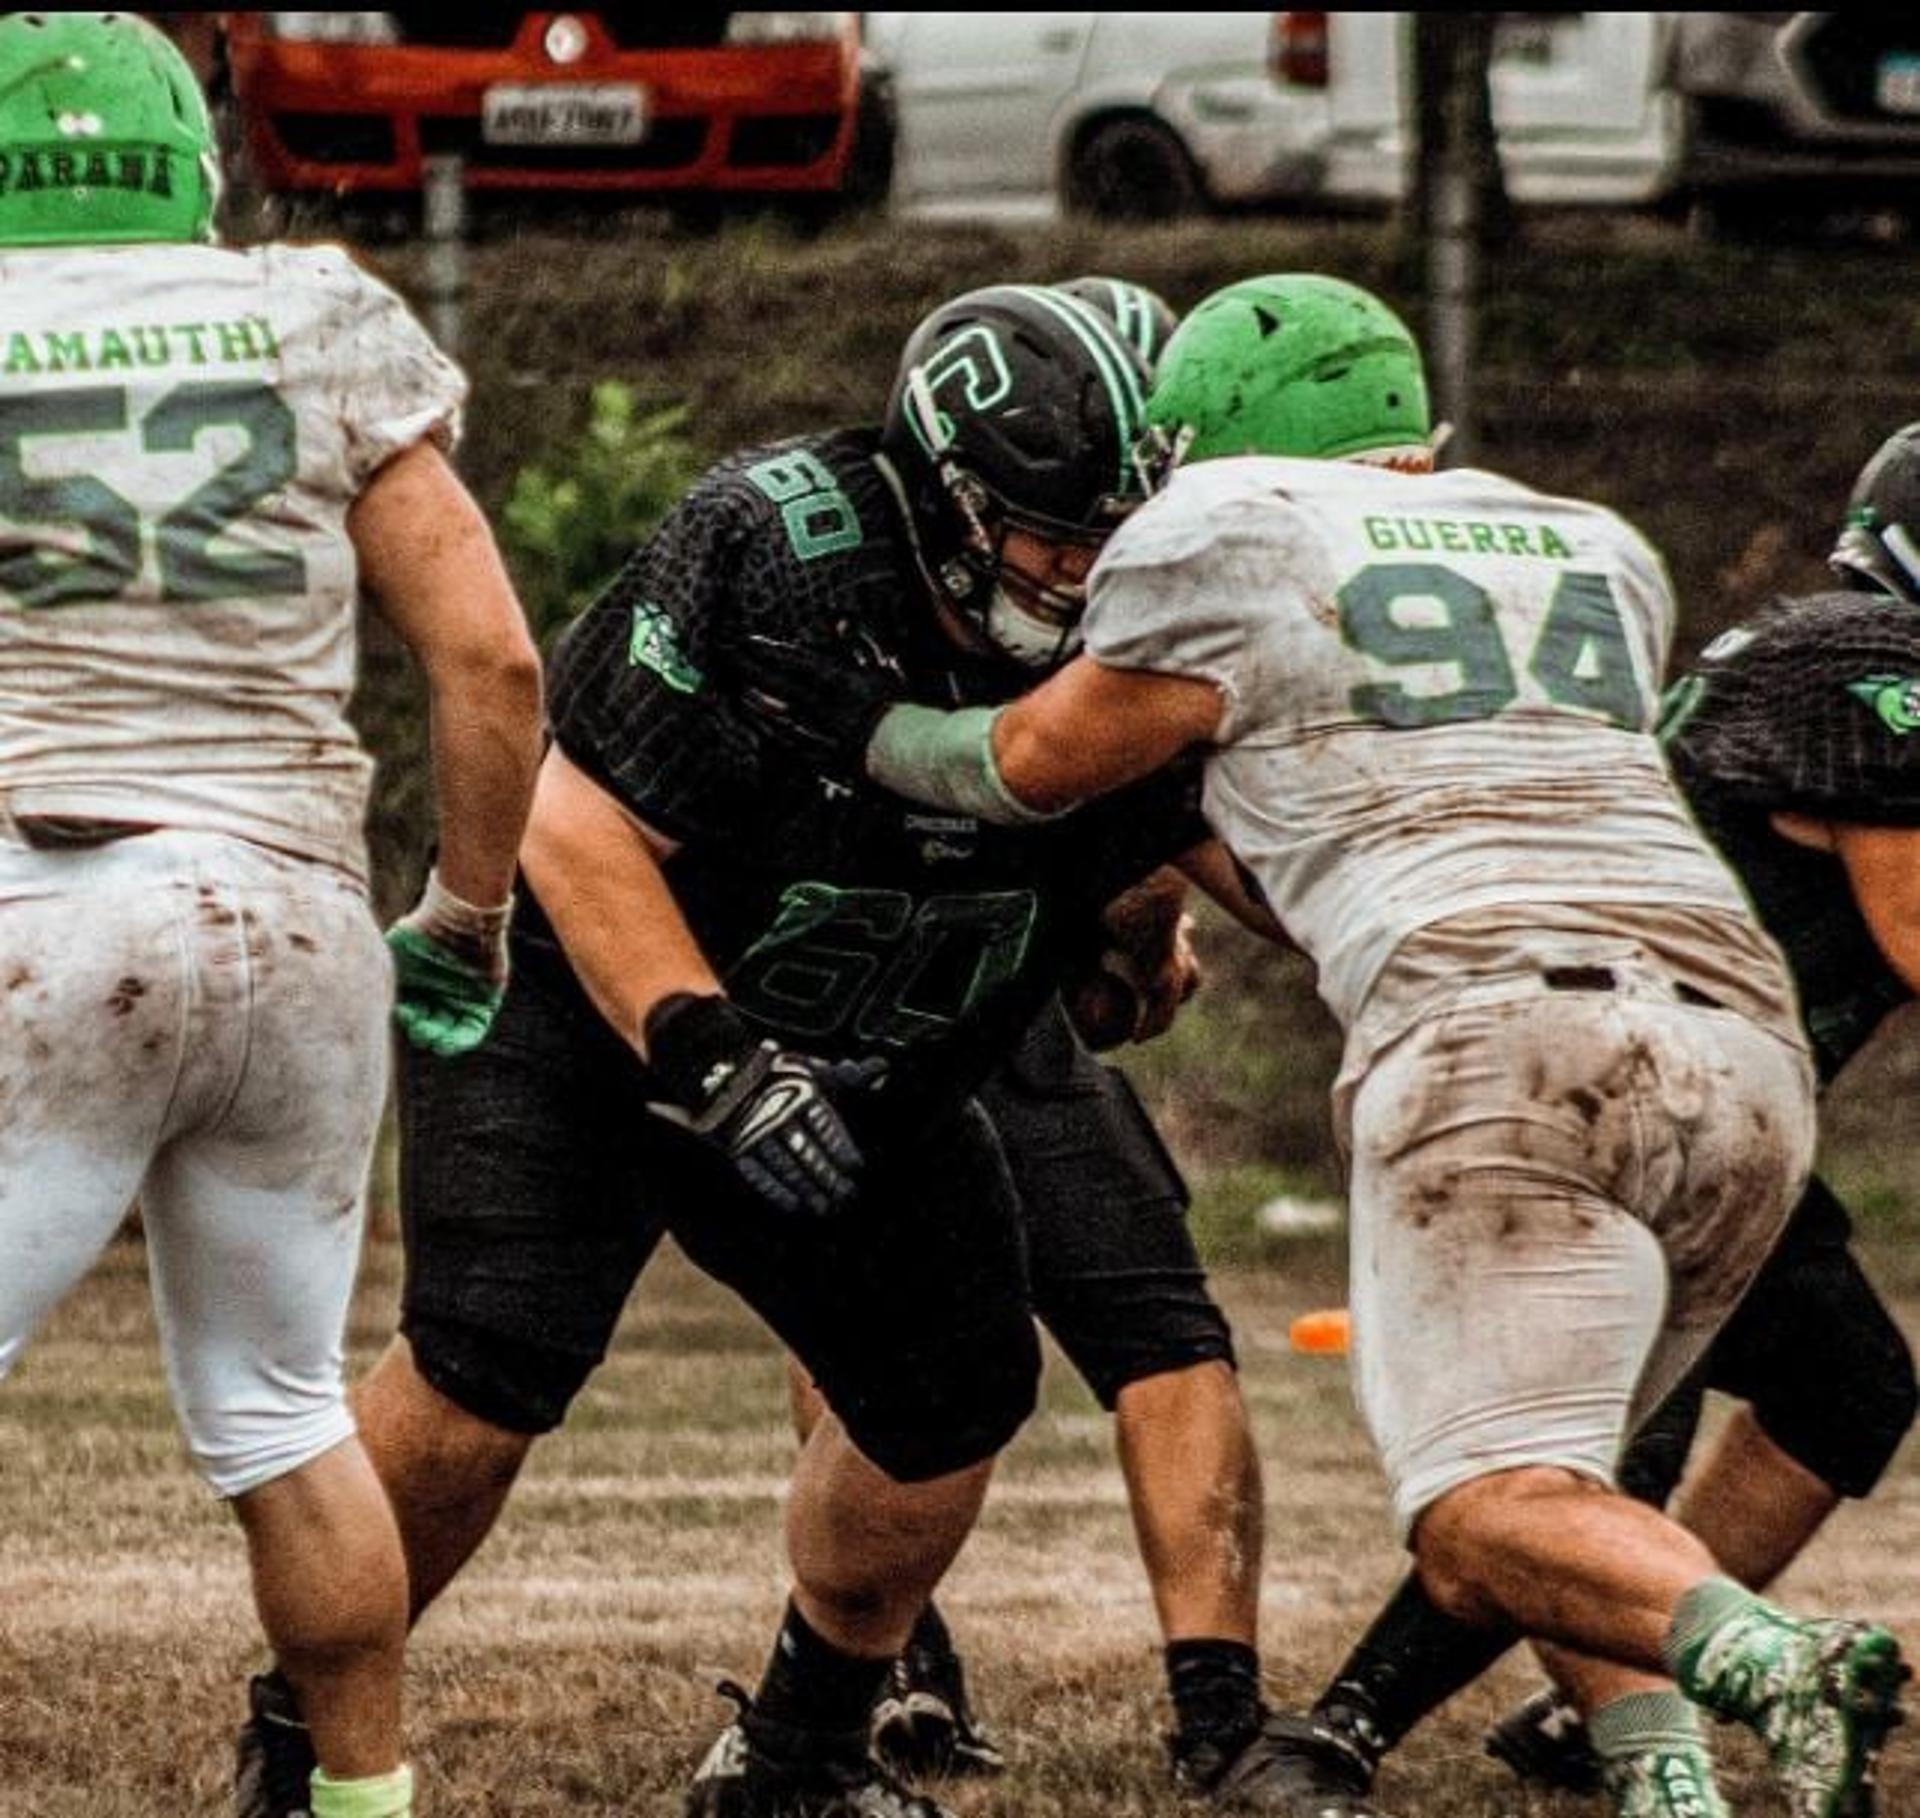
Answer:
[{"xmin": 0, "ymin": 381, "xmax": 304, "ymax": 608}]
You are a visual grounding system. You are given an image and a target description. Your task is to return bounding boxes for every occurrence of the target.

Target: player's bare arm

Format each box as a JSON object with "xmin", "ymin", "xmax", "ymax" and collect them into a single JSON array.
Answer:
[
  {"xmin": 1174, "ymin": 839, "xmax": 1290, "ymax": 946},
  {"xmin": 518, "ymin": 745, "xmax": 721, "ymax": 1052},
  {"xmin": 1774, "ymin": 816, "xmax": 1920, "ymax": 991},
  {"xmin": 349, "ymin": 440, "xmax": 543, "ymax": 909},
  {"xmin": 522, "ymin": 745, "xmax": 868, "ymax": 1217},
  {"xmin": 861, "ymin": 655, "xmax": 1222, "ymax": 825},
  {"xmin": 989, "ymin": 658, "xmax": 1225, "ymax": 813}
]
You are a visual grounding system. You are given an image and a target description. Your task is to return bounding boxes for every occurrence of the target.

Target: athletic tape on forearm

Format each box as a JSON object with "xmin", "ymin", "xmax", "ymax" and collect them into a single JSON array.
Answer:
[{"xmin": 866, "ymin": 703, "xmax": 1065, "ymax": 826}]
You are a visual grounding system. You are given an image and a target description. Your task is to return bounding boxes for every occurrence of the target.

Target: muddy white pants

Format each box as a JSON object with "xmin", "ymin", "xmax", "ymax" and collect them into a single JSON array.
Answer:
[
  {"xmin": 1343, "ymin": 981, "xmax": 1816, "ymax": 1539},
  {"xmin": 0, "ymin": 828, "xmax": 390, "ymax": 1496}
]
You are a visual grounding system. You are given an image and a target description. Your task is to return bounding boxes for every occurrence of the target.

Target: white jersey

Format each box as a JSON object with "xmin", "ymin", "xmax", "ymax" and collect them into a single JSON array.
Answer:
[
  {"xmin": 0, "ymin": 240, "xmax": 465, "ymax": 881},
  {"xmin": 1083, "ymin": 456, "xmax": 1769, "ymax": 1043}
]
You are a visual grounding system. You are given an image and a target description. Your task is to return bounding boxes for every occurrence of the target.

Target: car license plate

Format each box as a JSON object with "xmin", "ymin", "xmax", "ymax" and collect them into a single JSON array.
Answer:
[
  {"xmin": 1876, "ymin": 53, "xmax": 1920, "ymax": 116},
  {"xmin": 481, "ymin": 84, "xmax": 646, "ymax": 146}
]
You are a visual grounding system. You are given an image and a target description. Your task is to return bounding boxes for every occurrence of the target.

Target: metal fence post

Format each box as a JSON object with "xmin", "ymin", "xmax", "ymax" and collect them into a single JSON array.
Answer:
[{"xmin": 421, "ymin": 153, "xmax": 468, "ymax": 363}]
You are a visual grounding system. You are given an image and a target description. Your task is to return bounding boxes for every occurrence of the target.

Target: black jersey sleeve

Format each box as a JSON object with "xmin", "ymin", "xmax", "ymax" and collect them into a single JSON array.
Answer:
[
  {"xmin": 545, "ymin": 477, "xmax": 770, "ymax": 847},
  {"xmin": 1664, "ymin": 592, "xmax": 1920, "ymax": 826},
  {"xmin": 547, "ymin": 434, "xmax": 907, "ymax": 850}
]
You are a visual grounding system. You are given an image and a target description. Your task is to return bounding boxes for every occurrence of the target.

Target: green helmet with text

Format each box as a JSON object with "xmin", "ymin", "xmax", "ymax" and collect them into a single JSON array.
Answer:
[
  {"xmin": 1146, "ymin": 273, "xmax": 1430, "ymax": 467},
  {"xmin": 0, "ymin": 12, "xmax": 219, "ymax": 247}
]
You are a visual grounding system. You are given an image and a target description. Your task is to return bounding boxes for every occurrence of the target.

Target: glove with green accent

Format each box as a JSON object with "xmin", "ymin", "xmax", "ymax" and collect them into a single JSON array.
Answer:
[
  {"xmin": 386, "ymin": 870, "xmax": 513, "ymax": 1057},
  {"xmin": 643, "ymin": 991, "xmax": 885, "ymax": 1218}
]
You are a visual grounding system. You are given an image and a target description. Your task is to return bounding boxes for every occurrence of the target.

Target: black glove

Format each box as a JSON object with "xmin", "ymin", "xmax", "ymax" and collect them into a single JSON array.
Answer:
[
  {"xmin": 737, "ymin": 634, "xmax": 905, "ymax": 774},
  {"xmin": 643, "ymin": 992, "xmax": 884, "ymax": 1217}
]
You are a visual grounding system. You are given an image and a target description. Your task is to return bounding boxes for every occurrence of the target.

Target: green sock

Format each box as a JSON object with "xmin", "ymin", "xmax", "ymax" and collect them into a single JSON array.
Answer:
[
  {"xmin": 310, "ymin": 1763, "xmax": 414, "ymax": 1818},
  {"xmin": 1665, "ymin": 1576, "xmax": 1802, "ymax": 1723},
  {"xmin": 1665, "ymin": 1577, "xmax": 1761, "ymax": 1676},
  {"xmin": 1589, "ymin": 1688, "xmax": 1708, "ymax": 1759}
]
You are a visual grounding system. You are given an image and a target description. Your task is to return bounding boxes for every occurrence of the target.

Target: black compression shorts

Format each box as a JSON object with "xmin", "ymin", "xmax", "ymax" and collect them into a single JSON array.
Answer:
[{"xmin": 977, "ymin": 1000, "xmax": 1234, "ymax": 1407}]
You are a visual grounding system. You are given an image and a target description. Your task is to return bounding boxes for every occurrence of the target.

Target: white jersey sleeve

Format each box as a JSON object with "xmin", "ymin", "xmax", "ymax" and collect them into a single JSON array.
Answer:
[
  {"xmin": 0, "ymin": 241, "xmax": 467, "ymax": 881},
  {"xmin": 1083, "ymin": 457, "xmax": 1754, "ymax": 1038}
]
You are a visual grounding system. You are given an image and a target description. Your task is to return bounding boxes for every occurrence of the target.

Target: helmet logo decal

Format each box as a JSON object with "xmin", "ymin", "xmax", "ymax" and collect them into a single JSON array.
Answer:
[
  {"xmin": 903, "ymin": 325, "xmax": 1012, "ymax": 458},
  {"xmin": 1847, "ymin": 674, "xmax": 1920, "ymax": 735}
]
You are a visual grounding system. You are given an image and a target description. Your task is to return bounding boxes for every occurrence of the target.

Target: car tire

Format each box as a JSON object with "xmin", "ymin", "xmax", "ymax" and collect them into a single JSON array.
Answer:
[{"xmin": 1064, "ymin": 114, "xmax": 1205, "ymax": 221}]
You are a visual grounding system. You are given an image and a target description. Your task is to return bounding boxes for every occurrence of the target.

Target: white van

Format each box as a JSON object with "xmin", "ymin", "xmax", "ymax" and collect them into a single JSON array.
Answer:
[{"xmin": 864, "ymin": 11, "xmax": 1681, "ymax": 220}]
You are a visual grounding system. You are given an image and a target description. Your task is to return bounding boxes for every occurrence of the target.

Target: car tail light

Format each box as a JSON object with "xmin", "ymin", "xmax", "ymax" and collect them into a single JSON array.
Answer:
[
  {"xmin": 723, "ymin": 13, "xmax": 850, "ymax": 47},
  {"xmin": 1271, "ymin": 12, "xmax": 1330, "ymax": 89},
  {"xmin": 265, "ymin": 13, "xmax": 400, "ymax": 45}
]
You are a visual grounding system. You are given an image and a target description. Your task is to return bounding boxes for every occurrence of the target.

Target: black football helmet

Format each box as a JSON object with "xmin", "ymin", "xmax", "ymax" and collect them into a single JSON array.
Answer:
[
  {"xmin": 1056, "ymin": 275, "xmax": 1180, "ymax": 371},
  {"xmin": 1831, "ymin": 422, "xmax": 1920, "ymax": 604},
  {"xmin": 880, "ymin": 283, "xmax": 1158, "ymax": 670}
]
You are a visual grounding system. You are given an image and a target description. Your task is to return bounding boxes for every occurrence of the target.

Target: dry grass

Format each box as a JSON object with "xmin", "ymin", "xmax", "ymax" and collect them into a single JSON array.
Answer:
[{"xmin": 0, "ymin": 1229, "xmax": 1913, "ymax": 1816}]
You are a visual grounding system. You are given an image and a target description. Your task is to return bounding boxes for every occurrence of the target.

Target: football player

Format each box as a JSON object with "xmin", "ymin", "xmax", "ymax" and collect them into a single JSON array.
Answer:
[
  {"xmin": 0, "ymin": 15, "xmax": 542, "ymax": 1818},
  {"xmin": 746, "ymin": 273, "xmax": 1910, "ymax": 1818},
  {"xmin": 235, "ymin": 285, "xmax": 1290, "ymax": 1818},
  {"xmin": 856, "ymin": 269, "xmax": 1215, "ymax": 1789},
  {"xmin": 1244, "ymin": 425, "xmax": 1920, "ymax": 1818}
]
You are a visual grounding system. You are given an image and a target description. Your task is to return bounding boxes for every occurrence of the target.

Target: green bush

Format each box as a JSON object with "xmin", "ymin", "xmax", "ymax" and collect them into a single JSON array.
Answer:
[{"xmin": 499, "ymin": 381, "xmax": 704, "ymax": 645}]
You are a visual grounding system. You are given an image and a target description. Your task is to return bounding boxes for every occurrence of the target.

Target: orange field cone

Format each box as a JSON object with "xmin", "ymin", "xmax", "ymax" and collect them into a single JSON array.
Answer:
[{"xmin": 1289, "ymin": 1307, "xmax": 1351, "ymax": 1355}]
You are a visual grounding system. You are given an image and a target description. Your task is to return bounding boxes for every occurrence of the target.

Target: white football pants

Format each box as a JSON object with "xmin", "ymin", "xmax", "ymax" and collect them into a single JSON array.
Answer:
[{"xmin": 0, "ymin": 827, "xmax": 390, "ymax": 1496}]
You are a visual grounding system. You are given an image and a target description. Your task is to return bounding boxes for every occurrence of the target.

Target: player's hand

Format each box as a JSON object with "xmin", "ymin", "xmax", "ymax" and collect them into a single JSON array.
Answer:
[
  {"xmin": 737, "ymin": 634, "xmax": 905, "ymax": 774},
  {"xmin": 1066, "ymin": 870, "xmax": 1202, "ymax": 1049},
  {"xmin": 387, "ymin": 870, "xmax": 513, "ymax": 1057},
  {"xmin": 642, "ymin": 992, "xmax": 885, "ymax": 1217}
]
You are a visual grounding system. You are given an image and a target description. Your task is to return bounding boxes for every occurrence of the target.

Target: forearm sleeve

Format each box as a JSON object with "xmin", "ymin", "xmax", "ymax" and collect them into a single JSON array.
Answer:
[{"xmin": 866, "ymin": 703, "xmax": 1067, "ymax": 826}]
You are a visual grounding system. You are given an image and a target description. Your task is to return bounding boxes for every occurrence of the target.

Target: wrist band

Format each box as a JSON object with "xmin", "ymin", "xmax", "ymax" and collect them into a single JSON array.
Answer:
[{"xmin": 416, "ymin": 867, "xmax": 512, "ymax": 943}]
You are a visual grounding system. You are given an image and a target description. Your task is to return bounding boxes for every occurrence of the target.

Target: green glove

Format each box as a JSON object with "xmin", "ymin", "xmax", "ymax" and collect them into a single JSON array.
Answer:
[{"xmin": 386, "ymin": 870, "xmax": 512, "ymax": 1057}]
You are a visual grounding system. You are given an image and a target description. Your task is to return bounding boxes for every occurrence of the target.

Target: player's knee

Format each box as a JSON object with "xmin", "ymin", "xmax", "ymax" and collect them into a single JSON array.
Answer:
[
  {"xmin": 1410, "ymin": 1465, "xmax": 1600, "ymax": 1620},
  {"xmin": 402, "ymin": 1310, "xmax": 593, "ymax": 1438}
]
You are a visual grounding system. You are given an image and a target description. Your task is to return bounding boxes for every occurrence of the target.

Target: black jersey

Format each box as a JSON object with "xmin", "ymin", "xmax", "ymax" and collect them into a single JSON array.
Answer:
[
  {"xmin": 537, "ymin": 428, "xmax": 1209, "ymax": 1135},
  {"xmin": 1664, "ymin": 591, "xmax": 1920, "ymax": 1080}
]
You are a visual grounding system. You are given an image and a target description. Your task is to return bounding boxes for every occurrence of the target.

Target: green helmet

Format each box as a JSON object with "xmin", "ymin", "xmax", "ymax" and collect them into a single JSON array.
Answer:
[
  {"xmin": 0, "ymin": 12, "xmax": 219, "ymax": 248},
  {"xmin": 1147, "ymin": 274, "xmax": 1430, "ymax": 465}
]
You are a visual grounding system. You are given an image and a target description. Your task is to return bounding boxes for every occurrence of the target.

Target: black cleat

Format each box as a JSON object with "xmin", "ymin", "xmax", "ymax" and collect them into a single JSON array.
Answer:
[
  {"xmin": 688, "ymin": 1680, "xmax": 956, "ymax": 1818},
  {"xmin": 1174, "ymin": 1708, "xmax": 1390, "ymax": 1815},
  {"xmin": 869, "ymin": 1632, "xmax": 1006, "ymax": 1778},
  {"xmin": 1483, "ymin": 1687, "xmax": 1604, "ymax": 1795},
  {"xmin": 234, "ymin": 1671, "xmax": 318, "ymax": 1818}
]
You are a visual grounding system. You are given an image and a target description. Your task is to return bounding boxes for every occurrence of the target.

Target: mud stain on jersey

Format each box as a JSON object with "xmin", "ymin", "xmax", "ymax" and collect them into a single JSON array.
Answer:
[
  {"xmin": 106, "ymin": 976, "xmax": 147, "ymax": 1017},
  {"xmin": 5, "ymin": 965, "xmax": 31, "ymax": 992}
]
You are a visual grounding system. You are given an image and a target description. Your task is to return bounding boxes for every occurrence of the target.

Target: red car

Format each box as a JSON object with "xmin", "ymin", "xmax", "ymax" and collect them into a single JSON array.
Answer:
[{"xmin": 223, "ymin": 12, "xmax": 871, "ymax": 204}]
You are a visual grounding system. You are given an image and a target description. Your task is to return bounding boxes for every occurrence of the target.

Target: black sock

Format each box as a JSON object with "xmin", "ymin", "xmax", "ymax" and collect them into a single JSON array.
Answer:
[
  {"xmin": 1312, "ymin": 1575, "xmax": 1517, "ymax": 1772},
  {"xmin": 908, "ymin": 1600, "xmax": 953, "ymax": 1658},
  {"xmin": 1166, "ymin": 1639, "xmax": 1263, "ymax": 1751},
  {"xmin": 753, "ymin": 1601, "xmax": 894, "ymax": 1738}
]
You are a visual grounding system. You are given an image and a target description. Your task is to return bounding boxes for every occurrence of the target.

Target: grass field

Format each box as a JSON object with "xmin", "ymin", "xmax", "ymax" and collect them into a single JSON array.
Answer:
[{"xmin": 2, "ymin": 1223, "xmax": 1914, "ymax": 1817}]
